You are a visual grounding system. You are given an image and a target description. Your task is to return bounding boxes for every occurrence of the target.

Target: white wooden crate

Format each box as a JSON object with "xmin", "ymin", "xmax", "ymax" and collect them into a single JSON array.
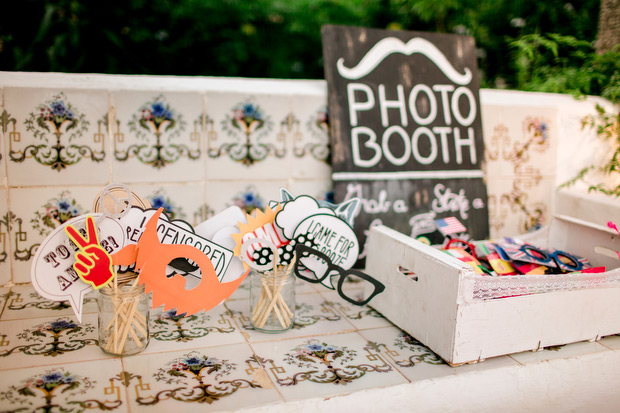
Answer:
[{"xmin": 365, "ymin": 214, "xmax": 620, "ymax": 366}]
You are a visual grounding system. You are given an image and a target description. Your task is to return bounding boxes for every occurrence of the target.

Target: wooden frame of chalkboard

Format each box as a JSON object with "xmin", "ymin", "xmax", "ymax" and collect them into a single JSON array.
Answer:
[{"xmin": 322, "ymin": 24, "xmax": 489, "ymax": 266}]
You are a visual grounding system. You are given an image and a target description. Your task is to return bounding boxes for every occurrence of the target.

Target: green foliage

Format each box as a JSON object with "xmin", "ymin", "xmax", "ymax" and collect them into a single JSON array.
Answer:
[
  {"xmin": 510, "ymin": 33, "xmax": 620, "ymax": 103},
  {"xmin": 560, "ymin": 104, "xmax": 620, "ymax": 196},
  {"xmin": 0, "ymin": 0, "xmax": 603, "ymax": 85}
]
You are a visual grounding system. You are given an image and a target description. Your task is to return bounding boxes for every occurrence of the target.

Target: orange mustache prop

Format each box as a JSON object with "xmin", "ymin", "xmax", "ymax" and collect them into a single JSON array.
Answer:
[{"xmin": 112, "ymin": 208, "xmax": 248, "ymax": 315}]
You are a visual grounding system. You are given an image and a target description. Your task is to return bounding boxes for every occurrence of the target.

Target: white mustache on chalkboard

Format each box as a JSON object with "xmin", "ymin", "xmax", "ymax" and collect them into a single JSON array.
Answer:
[{"xmin": 336, "ymin": 37, "xmax": 472, "ymax": 85}]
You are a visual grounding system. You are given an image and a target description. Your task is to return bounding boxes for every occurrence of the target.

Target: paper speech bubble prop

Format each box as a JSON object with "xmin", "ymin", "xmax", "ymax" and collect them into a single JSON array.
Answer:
[
  {"xmin": 271, "ymin": 188, "xmax": 361, "ymax": 228},
  {"xmin": 275, "ymin": 195, "xmax": 336, "ymax": 240},
  {"xmin": 112, "ymin": 208, "xmax": 248, "ymax": 315},
  {"xmin": 31, "ymin": 214, "xmax": 126, "ymax": 322},
  {"xmin": 116, "ymin": 207, "xmax": 235, "ymax": 281},
  {"xmin": 293, "ymin": 214, "xmax": 359, "ymax": 289}
]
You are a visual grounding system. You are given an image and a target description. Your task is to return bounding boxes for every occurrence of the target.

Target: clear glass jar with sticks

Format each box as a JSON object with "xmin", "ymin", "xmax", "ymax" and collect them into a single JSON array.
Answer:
[
  {"xmin": 97, "ymin": 271, "xmax": 150, "ymax": 356},
  {"xmin": 242, "ymin": 238, "xmax": 296, "ymax": 333}
]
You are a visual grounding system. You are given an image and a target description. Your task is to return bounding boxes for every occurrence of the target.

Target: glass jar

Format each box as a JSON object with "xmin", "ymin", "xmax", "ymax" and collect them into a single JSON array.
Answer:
[
  {"xmin": 97, "ymin": 283, "xmax": 150, "ymax": 356},
  {"xmin": 249, "ymin": 265, "xmax": 296, "ymax": 333}
]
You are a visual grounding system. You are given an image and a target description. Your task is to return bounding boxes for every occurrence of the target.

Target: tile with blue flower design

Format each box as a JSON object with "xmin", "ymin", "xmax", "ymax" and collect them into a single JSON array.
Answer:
[
  {"xmin": 110, "ymin": 91, "xmax": 205, "ymax": 183},
  {"xmin": 204, "ymin": 180, "xmax": 289, "ymax": 220},
  {"xmin": 204, "ymin": 91, "xmax": 292, "ymax": 180},
  {"xmin": 287, "ymin": 179, "xmax": 334, "ymax": 211},
  {"xmin": 0, "ymin": 357, "xmax": 127, "ymax": 412},
  {"xmin": 4, "ymin": 88, "xmax": 110, "ymax": 186},
  {"xmin": 250, "ymin": 331, "xmax": 408, "ymax": 402},
  {"xmin": 320, "ymin": 290, "xmax": 393, "ymax": 331},
  {"xmin": 1, "ymin": 284, "xmax": 97, "ymax": 321},
  {"xmin": 0, "ymin": 313, "xmax": 106, "ymax": 370},
  {"xmin": 225, "ymin": 292, "xmax": 356, "ymax": 343},
  {"xmin": 130, "ymin": 183, "xmax": 205, "ymax": 227},
  {"xmin": 8, "ymin": 186, "xmax": 102, "ymax": 283},
  {"xmin": 143, "ymin": 304, "xmax": 247, "ymax": 355},
  {"xmin": 121, "ymin": 342, "xmax": 282, "ymax": 412},
  {"xmin": 289, "ymin": 93, "xmax": 331, "ymax": 180},
  {"xmin": 0, "ymin": 188, "xmax": 10, "ymax": 286}
]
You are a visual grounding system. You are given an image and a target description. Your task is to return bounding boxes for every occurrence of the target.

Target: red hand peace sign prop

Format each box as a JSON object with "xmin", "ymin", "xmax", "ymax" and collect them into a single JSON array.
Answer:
[{"xmin": 65, "ymin": 215, "xmax": 115, "ymax": 289}]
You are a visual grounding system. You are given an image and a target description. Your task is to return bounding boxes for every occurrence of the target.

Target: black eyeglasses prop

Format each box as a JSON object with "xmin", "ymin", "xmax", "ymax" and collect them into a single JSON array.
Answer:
[{"xmin": 293, "ymin": 244, "xmax": 385, "ymax": 306}]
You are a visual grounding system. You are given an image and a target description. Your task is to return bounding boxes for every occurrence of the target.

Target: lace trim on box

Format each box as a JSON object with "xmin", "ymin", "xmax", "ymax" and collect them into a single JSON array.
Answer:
[{"xmin": 470, "ymin": 271, "xmax": 620, "ymax": 300}]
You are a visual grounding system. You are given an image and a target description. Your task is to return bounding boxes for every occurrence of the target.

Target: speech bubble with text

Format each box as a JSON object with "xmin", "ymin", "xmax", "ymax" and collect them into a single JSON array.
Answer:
[
  {"xmin": 116, "ymin": 207, "xmax": 235, "ymax": 281},
  {"xmin": 293, "ymin": 214, "xmax": 359, "ymax": 289},
  {"xmin": 31, "ymin": 214, "xmax": 126, "ymax": 322}
]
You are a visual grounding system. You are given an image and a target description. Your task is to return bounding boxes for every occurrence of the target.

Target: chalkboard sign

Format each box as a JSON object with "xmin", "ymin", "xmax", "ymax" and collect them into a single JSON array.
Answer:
[{"xmin": 322, "ymin": 25, "xmax": 489, "ymax": 265}]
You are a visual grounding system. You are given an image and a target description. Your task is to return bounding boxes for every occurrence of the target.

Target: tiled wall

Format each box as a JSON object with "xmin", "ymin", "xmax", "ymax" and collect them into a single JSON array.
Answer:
[{"xmin": 0, "ymin": 72, "xmax": 616, "ymax": 285}]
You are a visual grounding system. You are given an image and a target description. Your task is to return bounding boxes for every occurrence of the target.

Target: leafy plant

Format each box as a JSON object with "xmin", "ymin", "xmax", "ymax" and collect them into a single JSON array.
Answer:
[
  {"xmin": 510, "ymin": 33, "xmax": 620, "ymax": 101},
  {"xmin": 560, "ymin": 104, "xmax": 620, "ymax": 196}
]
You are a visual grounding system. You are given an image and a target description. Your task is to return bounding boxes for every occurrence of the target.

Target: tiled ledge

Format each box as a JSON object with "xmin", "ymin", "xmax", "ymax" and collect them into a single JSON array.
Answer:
[
  {"xmin": 0, "ymin": 71, "xmax": 617, "ymax": 286},
  {"xmin": 1, "ymin": 282, "xmax": 619, "ymax": 412}
]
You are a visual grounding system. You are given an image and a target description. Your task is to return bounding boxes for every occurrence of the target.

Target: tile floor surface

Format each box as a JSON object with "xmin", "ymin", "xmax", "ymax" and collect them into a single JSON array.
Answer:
[{"xmin": 0, "ymin": 281, "xmax": 618, "ymax": 412}]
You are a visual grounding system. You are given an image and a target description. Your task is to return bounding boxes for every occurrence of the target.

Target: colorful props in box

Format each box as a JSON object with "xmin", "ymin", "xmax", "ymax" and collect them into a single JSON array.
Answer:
[
  {"xmin": 31, "ymin": 213, "xmax": 127, "ymax": 322},
  {"xmin": 112, "ymin": 208, "xmax": 248, "ymax": 315},
  {"xmin": 475, "ymin": 241, "xmax": 518, "ymax": 276},
  {"xmin": 442, "ymin": 240, "xmax": 489, "ymax": 275},
  {"xmin": 495, "ymin": 240, "xmax": 591, "ymax": 273}
]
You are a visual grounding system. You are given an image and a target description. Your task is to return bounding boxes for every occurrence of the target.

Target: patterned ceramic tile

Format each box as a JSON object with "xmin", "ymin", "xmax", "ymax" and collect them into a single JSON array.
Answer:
[
  {"xmin": 4, "ymin": 88, "xmax": 109, "ymax": 186},
  {"xmin": 0, "ymin": 87, "xmax": 6, "ymax": 184},
  {"xmin": 0, "ymin": 288, "xmax": 9, "ymax": 317},
  {"xmin": 358, "ymin": 326, "xmax": 453, "ymax": 381},
  {"xmin": 486, "ymin": 175, "xmax": 554, "ymax": 239},
  {"xmin": 321, "ymin": 290, "xmax": 393, "ymax": 331},
  {"xmin": 130, "ymin": 183, "xmax": 205, "ymax": 227},
  {"xmin": 110, "ymin": 91, "xmax": 205, "ymax": 184},
  {"xmin": 225, "ymin": 292, "xmax": 355, "ymax": 343},
  {"xmin": 250, "ymin": 331, "xmax": 408, "ymax": 402},
  {"xmin": 289, "ymin": 94, "xmax": 331, "ymax": 180},
  {"xmin": 8, "ymin": 186, "xmax": 100, "ymax": 283},
  {"xmin": 204, "ymin": 91, "xmax": 292, "ymax": 181},
  {"xmin": 122, "ymin": 342, "xmax": 282, "ymax": 411},
  {"xmin": 0, "ymin": 358, "xmax": 127, "ymax": 411},
  {"xmin": 0, "ymin": 313, "xmax": 107, "ymax": 370},
  {"xmin": 508, "ymin": 340, "xmax": 609, "ymax": 366},
  {"xmin": 0, "ymin": 188, "xmax": 10, "ymax": 285},
  {"xmin": 482, "ymin": 104, "xmax": 558, "ymax": 180},
  {"xmin": 1, "ymin": 284, "xmax": 97, "ymax": 321},
  {"xmin": 143, "ymin": 304, "xmax": 246, "ymax": 354},
  {"xmin": 598, "ymin": 335, "xmax": 620, "ymax": 350},
  {"xmin": 204, "ymin": 180, "xmax": 289, "ymax": 220},
  {"xmin": 287, "ymin": 179, "xmax": 334, "ymax": 209}
]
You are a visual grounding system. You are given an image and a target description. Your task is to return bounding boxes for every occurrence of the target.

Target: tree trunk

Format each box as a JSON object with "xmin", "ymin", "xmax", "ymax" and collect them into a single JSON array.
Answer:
[{"xmin": 596, "ymin": 0, "xmax": 620, "ymax": 54}]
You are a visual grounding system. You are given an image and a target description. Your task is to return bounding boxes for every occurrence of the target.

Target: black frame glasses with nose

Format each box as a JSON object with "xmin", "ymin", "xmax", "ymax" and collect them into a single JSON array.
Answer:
[{"xmin": 293, "ymin": 244, "xmax": 385, "ymax": 306}]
